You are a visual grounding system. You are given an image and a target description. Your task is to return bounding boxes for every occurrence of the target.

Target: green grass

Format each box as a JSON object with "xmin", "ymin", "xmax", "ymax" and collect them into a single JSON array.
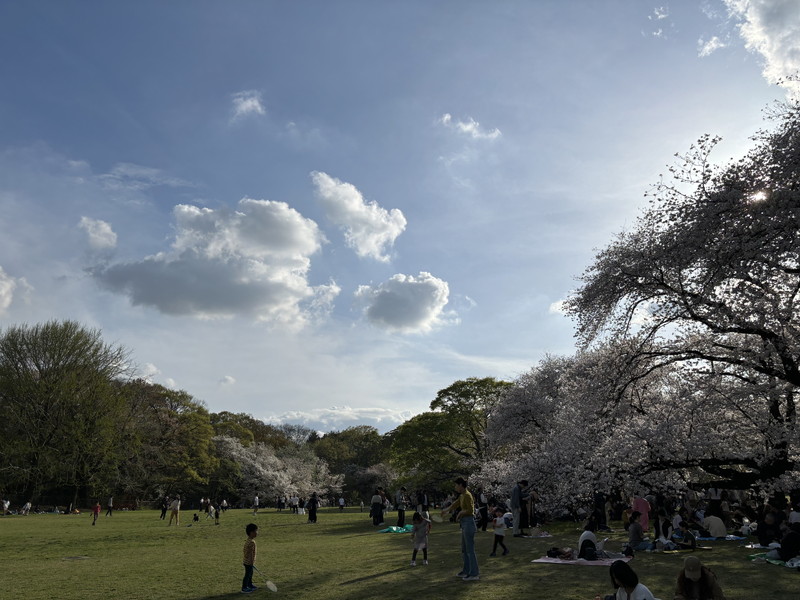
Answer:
[{"xmin": 0, "ymin": 508, "xmax": 796, "ymax": 599}]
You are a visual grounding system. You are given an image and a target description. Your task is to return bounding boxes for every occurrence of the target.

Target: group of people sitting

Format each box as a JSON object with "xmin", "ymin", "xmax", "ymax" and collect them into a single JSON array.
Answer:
[{"xmin": 600, "ymin": 557, "xmax": 725, "ymax": 600}]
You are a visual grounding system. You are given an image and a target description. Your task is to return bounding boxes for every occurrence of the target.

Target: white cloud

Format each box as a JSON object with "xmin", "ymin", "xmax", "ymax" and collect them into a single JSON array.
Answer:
[
  {"xmin": 220, "ymin": 375, "xmax": 236, "ymax": 386},
  {"xmin": 724, "ymin": 0, "xmax": 800, "ymax": 93},
  {"xmin": 0, "ymin": 266, "xmax": 18, "ymax": 315},
  {"xmin": 355, "ymin": 272, "xmax": 454, "ymax": 333},
  {"xmin": 93, "ymin": 198, "xmax": 335, "ymax": 324},
  {"xmin": 265, "ymin": 405, "xmax": 414, "ymax": 433},
  {"xmin": 439, "ymin": 113, "xmax": 501, "ymax": 140},
  {"xmin": 650, "ymin": 6, "xmax": 669, "ymax": 20},
  {"xmin": 98, "ymin": 163, "xmax": 192, "ymax": 192},
  {"xmin": 698, "ymin": 35, "xmax": 727, "ymax": 57},
  {"xmin": 79, "ymin": 216, "xmax": 117, "ymax": 251},
  {"xmin": 231, "ymin": 90, "xmax": 266, "ymax": 121},
  {"xmin": 141, "ymin": 362, "xmax": 161, "ymax": 382},
  {"xmin": 310, "ymin": 171, "xmax": 407, "ymax": 262},
  {"xmin": 548, "ymin": 299, "xmax": 568, "ymax": 315}
]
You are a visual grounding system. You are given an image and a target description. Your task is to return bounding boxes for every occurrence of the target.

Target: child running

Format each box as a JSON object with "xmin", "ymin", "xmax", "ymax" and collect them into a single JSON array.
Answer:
[
  {"xmin": 410, "ymin": 511, "xmax": 431, "ymax": 566},
  {"xmin": 489, "ymin": 506, "xmax": 509, "ymax": 556},
  {"xmin": 242, "ymin": 523, "xmax": 259, "ymax": 594},
  {"xmin": 91, "ymin": 501, "xmax": 101, "ymax": 526}
]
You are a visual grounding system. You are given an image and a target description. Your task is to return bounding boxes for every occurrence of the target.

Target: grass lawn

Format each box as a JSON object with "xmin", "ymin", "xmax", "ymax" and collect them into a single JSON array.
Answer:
[{"xmin": 0, "ymin": 508, "xmax": 797, "ymax": 599}]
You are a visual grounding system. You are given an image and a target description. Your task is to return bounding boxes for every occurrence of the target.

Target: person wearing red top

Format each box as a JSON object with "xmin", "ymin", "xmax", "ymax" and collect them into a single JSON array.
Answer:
[{"xmin": 92, "ymin": 501, "xmax": 101, "ymax": 526}]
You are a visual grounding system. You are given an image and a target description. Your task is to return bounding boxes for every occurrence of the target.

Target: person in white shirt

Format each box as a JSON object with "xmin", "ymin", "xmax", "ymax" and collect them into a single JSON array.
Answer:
[
  {"xmin": 578, "ymin": 519, "xmax": 606, "ymax": 559},
  {"xmin": 609, "ymin": 560, "xmax": 657, "ymax": 600},
  {"xmin": 489, "ymin": 506, "xmax": 509, "ymax": 556}
]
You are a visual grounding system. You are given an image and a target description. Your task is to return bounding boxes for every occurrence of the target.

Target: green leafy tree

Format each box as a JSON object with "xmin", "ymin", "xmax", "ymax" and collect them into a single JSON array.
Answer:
[
  {"xmin": 121, "ymin": 381, "xmax": 217, "ymax": 497},
  {"xmin": 210, "ymin": 411, "xmax": 294, "ymax": 448},
  {"xmin": 389, "ymin": 377, "xmax": 510, "ymax": 489},
  {"xmin": 0, "ymin": 320, "xmax": 132, "ymax": 505},
  {"xmin": 312, "ymin": 425, "xmax": 386, "ymax": 473}
]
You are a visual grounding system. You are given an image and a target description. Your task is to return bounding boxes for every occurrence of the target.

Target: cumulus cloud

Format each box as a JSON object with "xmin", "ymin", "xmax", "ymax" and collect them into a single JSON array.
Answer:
[
  {"xmin": 93, "ymin": 198, "xmax": 336, "ymax": 324},
  {"xmin": 231, "ymin": 90, "xmax": 266, "ymax": 121},
  {"xmin": 79, "ymin": 216, "xmax": 117, "ymax": 251},
  {"xmin": 310, "ymin": 171, "xmax": 407, "ymax": 262},
  {"xmin": 0, "ymin": 266, "xmax": 18, "ymax": 315},
  {"xmin": 266, "ymin": 405, "xmax": 415, "ymax": 433},
  {"xmin": 724, "ymin": 0, "xmax": 800, "ymax": 93},
  {"xmin": 141, "ymin": 362, "xmax": 161, "ymax": 382},
  {"xmin": 439, "ymin": 113, "xmax": 501, "ymax": 140},
  {"xmin": 220, "ymin": 375, "xmax": 236, "ymax": 386},
  {"xmin": 548, "ymin": 299, "xmax": 568, "ymax": 315},
  {"xmin": 698, "ymin": 35, "xmax": 727, "ymax": 56},
  {"xmin": 355, "ymin": 272, "xmax": 454, "ymax": 333}
]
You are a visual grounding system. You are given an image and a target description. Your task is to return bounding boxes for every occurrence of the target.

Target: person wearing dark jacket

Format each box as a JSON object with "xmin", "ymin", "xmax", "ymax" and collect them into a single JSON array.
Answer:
[
  {"xmin": 756, "ymin": 512, "xmax": 782, "ymax": 547},
  {"xmin": 673, "ymin": 555, "xmax": 726, "ymax": 600}
]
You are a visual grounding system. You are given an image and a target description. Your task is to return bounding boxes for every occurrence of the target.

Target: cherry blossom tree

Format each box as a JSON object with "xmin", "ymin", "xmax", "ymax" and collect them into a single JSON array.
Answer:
[{"xmin": 481, "ymin": 101, "xmax": 800, "ymax": 510}]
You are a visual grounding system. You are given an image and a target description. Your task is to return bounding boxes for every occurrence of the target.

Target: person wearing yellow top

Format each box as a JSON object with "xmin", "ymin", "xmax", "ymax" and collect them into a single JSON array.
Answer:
[
  {"xmin": 242, "ymin": 523, "xmax": 258, "ymax": 594},
  {"xmin": 441, "ymin": 477, "xmax": 479, "ymax": 581}
]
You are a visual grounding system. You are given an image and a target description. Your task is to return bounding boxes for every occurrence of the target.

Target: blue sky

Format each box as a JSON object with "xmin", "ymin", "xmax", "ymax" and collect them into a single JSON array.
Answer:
[{"xmin": 1, "ymin": 1, "xmax": 798, "ymax": 432}]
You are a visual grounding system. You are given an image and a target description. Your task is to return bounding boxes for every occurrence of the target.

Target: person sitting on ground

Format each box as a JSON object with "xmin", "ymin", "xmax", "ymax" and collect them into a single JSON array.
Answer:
[
  {"xmin": 622, "ymin": 506, "xmax": 633, "ymax": 531},
  {"xmin": 766, "ymin": 522, "xmax": 800, "ymax": 562},
  {"xmin": 578, "ymin": 519, "xmax": 606, "ymax": 560},
  {"xmin": 673, "ymin": 507, "xmax": 687, "ymax": 532},
  {"xmin": 627, "ymin": 511, "xmax": 652, "ymax": 552},
  {"xmin": 609, "ymin": 559, "xmax": 656, "ymax": 600},
  {"xmin": 673, "ymin": 555, "xmax": 726, "ymax": 600},
  {"xmin": 756, "ymin": 512, "xmax": 782, "ymax": 547},
  {"xmin": 676, "ymin": 521, "xmax": 697, "ymax": 550},
  {"xmin": 702, "ymin": 513, "xmax": 727, "ymax": 538}
]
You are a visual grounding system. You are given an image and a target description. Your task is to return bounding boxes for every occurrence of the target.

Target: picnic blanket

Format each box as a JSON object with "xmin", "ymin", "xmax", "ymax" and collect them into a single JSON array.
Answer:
[
  {"xmin": 696, "ymin": 535, "xmax": 746, "ymax": 541},
  {"xmin": 748, "ymin": 552, "xmax": 785, "ymax": 566},
  {"xmin": 532, "ymin": 556, "xmax": 632, "ymax": 566},
  {"xmin": 378, "ymin": 525, "xmax": 414, "ymax": 533},
  {"xmin": 662, "ymin": 546, "xmax": 713, "ymax": 553}
]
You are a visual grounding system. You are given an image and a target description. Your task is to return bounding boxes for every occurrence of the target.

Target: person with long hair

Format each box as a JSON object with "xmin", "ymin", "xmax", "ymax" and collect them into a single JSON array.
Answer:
[
  {"xmin": 673, "ymin": 556, "xmax": 726, "ymax": 599},
  {"xmin": 608, "ymin": 559, "xmax": 656, "ymax": 600}
]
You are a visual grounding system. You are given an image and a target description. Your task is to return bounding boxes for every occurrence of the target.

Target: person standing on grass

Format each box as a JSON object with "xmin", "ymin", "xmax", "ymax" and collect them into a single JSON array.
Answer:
[
  {"xmin": 396, "ymin": 487, "xmax": 408, "ymax": 528},
  {"xmin": 168, "ymin": 495, "xmax": 181, "ymax": 526},
  {"xmin": 253, "ymin": 494, "xmax": 259, "ymax": 516},
  {"xmin": 511, "ymin": 480, "xmax": 529, "ymax": 537},
  {"xmin": 92, "ymin": 501, "xmax": 101, "ymax": 525},
  {"xmin": 160, "ymin": 496, "xmax": 169, "ymax": 520},
  {"xmin": 409, "ymin": 511, "xmax": 431, "ymax": 566},
  {"xmin": 371, "ymin": 489, "xmax": 384, "ymax": 526},
  {"xmin": 441, "ymin": 476, "xmax": 480, "ymax": 582},
  {"xmin": 307, "ymin": 492, "xmax": 319, "ymax": 523},
  {"xmin": 489, "ymin": 506, "xmax": 509, "ymax": 557},
  {"xmin": 241, "ymin": 523, "xmax": 259, "ymax": 594},
  {"xmin": 105, "ymin": 496, "xmax": 113, "ymax": 517}
]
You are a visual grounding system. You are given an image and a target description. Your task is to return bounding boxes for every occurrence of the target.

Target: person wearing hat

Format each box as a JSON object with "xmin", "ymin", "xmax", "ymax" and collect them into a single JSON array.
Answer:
[{"xmin": 673, "ymin": 556, "xmax": 726, "ymax": 600}]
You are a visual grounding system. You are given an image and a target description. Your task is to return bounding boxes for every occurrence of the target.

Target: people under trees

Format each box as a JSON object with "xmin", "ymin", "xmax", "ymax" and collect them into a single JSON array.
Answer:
[{"xmin": 477, "ymin": 98, "xmax": 800, "ymax": 515}]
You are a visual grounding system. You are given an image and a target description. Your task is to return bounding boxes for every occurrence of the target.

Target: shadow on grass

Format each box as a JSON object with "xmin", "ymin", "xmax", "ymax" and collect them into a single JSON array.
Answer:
[{"xmin": 339, "ymin": 567, "xmax": 407, "ymax": 586}]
